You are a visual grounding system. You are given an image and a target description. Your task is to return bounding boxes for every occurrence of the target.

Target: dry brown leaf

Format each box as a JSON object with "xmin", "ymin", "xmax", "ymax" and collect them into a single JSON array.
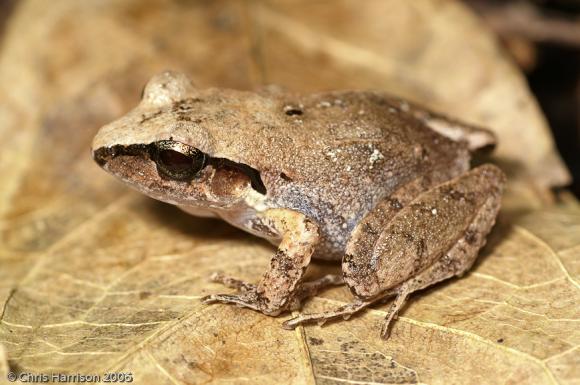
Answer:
[
  {"xmin": 2, "ymin": 199, "xmax": 580, "ymax": 384},
  {"xmin": 0, "ymin": 0, "xmax": 578, "ymax": 384}
]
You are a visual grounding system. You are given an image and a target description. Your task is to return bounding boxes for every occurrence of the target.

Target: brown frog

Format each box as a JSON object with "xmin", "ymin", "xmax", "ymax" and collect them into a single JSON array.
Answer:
[{"xmin": 92, "ymin": 71, "xmax": 505, "ymax": 338}]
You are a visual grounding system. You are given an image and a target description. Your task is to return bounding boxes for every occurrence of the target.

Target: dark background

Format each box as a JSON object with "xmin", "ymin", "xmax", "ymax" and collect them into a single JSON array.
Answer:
[{"xmin": 468, "ymin": 0, "xmax": 580, "ymax": 197}]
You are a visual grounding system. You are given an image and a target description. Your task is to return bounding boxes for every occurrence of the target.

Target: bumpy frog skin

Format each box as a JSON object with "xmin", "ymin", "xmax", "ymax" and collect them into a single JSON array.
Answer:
[{"xmin": 92, "ymin": 71, "xmax": 505, "ymax": 339}]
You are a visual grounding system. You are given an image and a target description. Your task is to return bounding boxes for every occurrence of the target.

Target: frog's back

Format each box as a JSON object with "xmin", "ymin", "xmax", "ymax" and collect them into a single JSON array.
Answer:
[
  {"xmin": 203, "ymin": 89, "xmax": 468, "ymax": 186},
  {"xmin": 195, "ymin": 90, "xmax": 471, "ymax": 259},
  {"xmin": 215, "ymin": 90, "xmax": 472, "ymax": 260}
]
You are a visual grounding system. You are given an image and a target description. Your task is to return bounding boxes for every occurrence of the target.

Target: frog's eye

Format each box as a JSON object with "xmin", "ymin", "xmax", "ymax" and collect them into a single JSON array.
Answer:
[{"xmin": 152, "ymin": 140, "xmax": 206, "ymax": 181}]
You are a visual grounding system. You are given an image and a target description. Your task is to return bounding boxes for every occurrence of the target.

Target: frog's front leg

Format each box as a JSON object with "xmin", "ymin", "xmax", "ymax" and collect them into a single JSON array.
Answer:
[
  {"xmin": 202, "ymin": 209, "xmax": 320, "ymax": 316},
  {"xmin": 285, "ymin": 165, "xmax": 505, "ymax": 338}
]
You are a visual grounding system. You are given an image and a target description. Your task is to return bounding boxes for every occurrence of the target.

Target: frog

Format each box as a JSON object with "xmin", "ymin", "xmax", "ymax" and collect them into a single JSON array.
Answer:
[{"xmin": 92, "ymin": 71, "xmax": 505, "ymax": 339}]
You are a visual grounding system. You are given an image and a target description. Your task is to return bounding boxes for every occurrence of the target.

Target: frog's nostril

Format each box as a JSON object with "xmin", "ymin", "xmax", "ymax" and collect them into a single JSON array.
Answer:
[{"xmin": 284, "ymin": 104, "xmax": 303, "ymax": 116}]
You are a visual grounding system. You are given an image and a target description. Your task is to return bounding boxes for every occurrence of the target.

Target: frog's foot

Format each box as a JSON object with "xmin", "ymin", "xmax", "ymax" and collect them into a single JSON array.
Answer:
[
  {"xmin": 203, "ymin": 272, "xmax": 344, "ymax": 314},
  {"xmin": 201, "ymin": 293, "xmax": 262, "ymax": 312},
  {"xmin": 202, "ymin": 272, "xmax": 266, "ymax": 312},
  {"xmin": 282, "ymin": 289, "xmax": 395, "ymax": 330},
  {"xmin": 380, "ymin": 288, "xmax": 410, "ymax": 339},
  {"xmin": 282, "ymin": 297, "xmax": 383, "ymax": 330},
  {"xmin": 201, "ymin": 289, "xmax": 264, "ymax": 313}
]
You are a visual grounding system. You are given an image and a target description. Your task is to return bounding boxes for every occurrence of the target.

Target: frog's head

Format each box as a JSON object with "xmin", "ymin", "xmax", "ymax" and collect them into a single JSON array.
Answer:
[{"xmin": 91, "ymin": 71, "xmax": 267, "ymax": 209}]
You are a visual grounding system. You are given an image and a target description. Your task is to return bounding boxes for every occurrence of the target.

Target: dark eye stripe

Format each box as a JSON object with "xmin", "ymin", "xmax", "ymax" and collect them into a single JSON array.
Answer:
[
  {"xmin": 207, "ymin": 157, "xmax": 267, "ymax": 195},
  {"xmin": 149, "ymin": 140, "xmax": 267, "ymax": 194}
]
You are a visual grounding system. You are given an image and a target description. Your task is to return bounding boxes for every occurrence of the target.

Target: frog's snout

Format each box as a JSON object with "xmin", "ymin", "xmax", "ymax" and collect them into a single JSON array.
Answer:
[{"xmin": 92, "ymin": 146, "xmax": 114, "ymax": 167}]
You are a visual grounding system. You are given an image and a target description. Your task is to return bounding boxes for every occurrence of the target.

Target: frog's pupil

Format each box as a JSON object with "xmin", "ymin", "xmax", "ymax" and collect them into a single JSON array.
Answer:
[
  {"xmin": 159, "ymin": 149, "xmax": 191, "ymax": 173},
  {"xmin": 152, "ymin": 140, "xmax": 206, "ymax": 180}
]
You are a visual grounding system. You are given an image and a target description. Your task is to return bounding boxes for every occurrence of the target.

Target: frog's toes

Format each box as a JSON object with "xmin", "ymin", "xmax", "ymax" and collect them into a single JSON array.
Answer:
[
  {"xmin": 208, "ymin": 271, "xmax": 256, "ymax": 293},
  {"xmin": 204, "ymin": 273, "xmax": 345, "ymax": 316},
  {"xmin": 202, "ymin": 279, "xmax": 279, "ymax": 314},
  {"xmin": 282, "ymin": 298, "xmax": 378, "ymax": 330},
  {"xmin": 201, "ymin": 292, "xmax": 262, "ymax": 312}
]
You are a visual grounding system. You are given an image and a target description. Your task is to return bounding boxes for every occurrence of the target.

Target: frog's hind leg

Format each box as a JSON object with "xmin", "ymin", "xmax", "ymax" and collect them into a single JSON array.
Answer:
[
  {"xmin": 379, "ymin": 207, "xmax": 499, "ymax": 339},
  {"xmin": 378, "ymin": 168, "xmax": 503, "ymax": 338},
  {"xmin": 285, "ymin": 165, "xmax": 505, "ymax": 339}
]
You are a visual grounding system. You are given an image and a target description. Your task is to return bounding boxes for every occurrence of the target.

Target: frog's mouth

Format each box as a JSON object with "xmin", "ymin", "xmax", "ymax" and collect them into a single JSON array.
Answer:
[{"xmin": 92, "ymin": 142, "xmax": 267, "ymax": 204}]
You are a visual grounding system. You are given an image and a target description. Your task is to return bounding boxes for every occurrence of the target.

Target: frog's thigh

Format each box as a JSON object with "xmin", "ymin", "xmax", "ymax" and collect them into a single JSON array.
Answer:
[
  {"xmin": 371, "ymin": 164, "xmax": 504, "ymax": 337},
  {"xmin": 342, "ymin": 176, "xmax": 439, "ymax": 297},
  {"xmin": 366, "ymin": 164, "xmax": 504, "ymax": 293}
]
